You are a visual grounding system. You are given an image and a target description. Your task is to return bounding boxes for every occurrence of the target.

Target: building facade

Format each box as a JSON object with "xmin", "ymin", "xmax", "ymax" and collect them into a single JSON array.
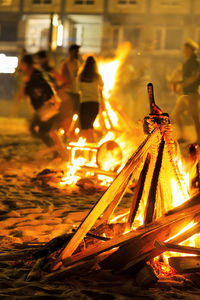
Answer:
[{"xmin": 0, "ymin": 0, "xmax": 200, "ymax": 56}]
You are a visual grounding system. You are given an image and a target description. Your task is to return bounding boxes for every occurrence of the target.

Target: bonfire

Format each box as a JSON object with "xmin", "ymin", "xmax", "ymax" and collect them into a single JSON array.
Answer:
[{"xmin": 16, "ymin": 78, "xmax": 200, "ymax": 289}]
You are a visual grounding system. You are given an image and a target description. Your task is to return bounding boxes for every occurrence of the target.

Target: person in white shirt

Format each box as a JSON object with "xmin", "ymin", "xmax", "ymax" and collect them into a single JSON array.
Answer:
[{"xmin": 78, "ymin": 56, "xmax": 104, "ymax": 142}]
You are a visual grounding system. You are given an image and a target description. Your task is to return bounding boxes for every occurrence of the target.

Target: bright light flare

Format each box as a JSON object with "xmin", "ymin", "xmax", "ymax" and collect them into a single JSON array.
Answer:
[{"xmin": 0, "ymin": 53, "xmax": 18, "ymax": 74}]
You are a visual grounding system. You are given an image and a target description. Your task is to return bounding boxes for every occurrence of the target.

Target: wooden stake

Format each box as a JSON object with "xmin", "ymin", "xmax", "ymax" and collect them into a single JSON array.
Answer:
[
  {"xmin": 99, "ymin": 173, "xmax": 133, "ymax": 225},
  {"xmin": 127, "ymin": 153, "xmax": 151, "ymax": 229},
  {"xmin": 144, "ymin": 137, "xmax": 165, "ymax": 225}
]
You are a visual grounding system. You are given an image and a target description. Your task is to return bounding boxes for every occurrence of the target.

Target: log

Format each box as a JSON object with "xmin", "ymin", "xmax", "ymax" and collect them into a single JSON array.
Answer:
[
  {"xmin": 169, "ymin": 256, "xmax": 200, "ymax": 274},
  {"xmin": 99, "ymin": 173, "xmax": 133, "ymax": 225},
  {"xmin": 51, "ymin": 193, "xmax": 200, "ymax": 273},
  {"xmin": 127, "ymin": 153, "xmax": 151, "ymax": 229},
  {"xmin": 58, "ymin": 128, "xmax": 160, "ymax": 261},
  {"xmin": 155, "ymin": 241, "xmax": 200, "ymax": 256},
  {"xmin": 144, "ymin": 137, "xmax": 165, "ymax": 225}
]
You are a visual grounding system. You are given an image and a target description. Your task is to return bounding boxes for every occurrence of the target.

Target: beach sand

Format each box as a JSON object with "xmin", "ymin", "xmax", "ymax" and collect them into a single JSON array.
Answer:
[{"xmin": 0, "ymin": 117, "xmax": 200, "ymax": 299}]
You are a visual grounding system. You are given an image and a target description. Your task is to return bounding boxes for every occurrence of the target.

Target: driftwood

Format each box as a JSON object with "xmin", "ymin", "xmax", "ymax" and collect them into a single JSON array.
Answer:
[
  {"xmin": 155, "ymin": 241, "xmax": 200, "ymax": 256},
  {"xmin": 57, "ymin": 128, "xmax": 160, "ymax": 261},
  {"xmin": 169, "ymin": 256, "xmax": 200, "ymax": 274}
]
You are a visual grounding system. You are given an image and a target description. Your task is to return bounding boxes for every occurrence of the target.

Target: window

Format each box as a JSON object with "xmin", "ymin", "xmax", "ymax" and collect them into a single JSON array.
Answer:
[
  {"xmin": 123, "ymin": 28, "xmax": 140, "ymax": 47},
  {"xmin": 32, "ymin": 0, "xmax": 52, "ymax": 4},
  {"xmin": 160, "ymin": 0, "xmax": 181, "ymax": 7},
  {"xmin": 0, "ymin": 0, "xmax": 12, "ymax": 5},
  {"xmin": 74, "ymin": 0, "xmax": 94, "ymax": 5},
  {"xmin": 117, "ymin": 0, "xmax": 138, "ymax": 5},
  {"xmin": 0, "ymin": 21, "xmax": 17, "ymax": 41},
  {"xmin": 154, "ymin": 27, "xmax": 182, "ymax": 50},
  {"xmin": 165, "ymin": 29, "xmax": 182, "ymax": 50}
]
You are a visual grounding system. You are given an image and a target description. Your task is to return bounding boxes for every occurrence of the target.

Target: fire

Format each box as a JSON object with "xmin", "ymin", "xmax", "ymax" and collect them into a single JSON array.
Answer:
[
  {"xmin": 98, "ymin": 42, "xmax": 131, "ymax": 100},
  {"xmin": 58, "ymin": 43, "xmax": 200, "ymax": 277},
  {"xmin": 58, "ymin": 41, "xmax": 140, "ymax": 189},
  {"xmin": 171, "ymin": 157, "xmax": 190, "ymax": 207}
]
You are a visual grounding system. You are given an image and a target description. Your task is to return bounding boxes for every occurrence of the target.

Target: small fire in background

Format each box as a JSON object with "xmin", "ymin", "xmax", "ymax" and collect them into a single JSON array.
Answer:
[{"xmin": 58, "ymin": 42, "xmax": 143, "ymax": 189}]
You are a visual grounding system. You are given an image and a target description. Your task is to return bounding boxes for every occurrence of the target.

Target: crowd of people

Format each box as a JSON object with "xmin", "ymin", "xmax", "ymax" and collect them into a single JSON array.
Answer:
[
  {"xmin": 11, "ymin": 38, "xmax": 200, "ymax": 160},
  {"xmin": 12, "ymin": 44, "xmax": 104, "ymax": 160}
]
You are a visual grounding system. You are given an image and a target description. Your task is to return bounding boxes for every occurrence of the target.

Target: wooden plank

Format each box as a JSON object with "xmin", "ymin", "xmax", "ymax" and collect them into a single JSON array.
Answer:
[
  {"xmin": 144, "ymin": 137, "xmax": 165, "ymax": 225},
  {"xmin": 127, "ymin": 153, "xmax": 151, "ymax": 228},
  {"xmin": 58, "ymin": 128, "xmax": 160, "ymax": 260},
  {"xmin": 155, "ymin": 241, "xmax": 200, "ymax": 256},
  {"xmin": 100, "ymin": 173, "xmax": 133, "ymax": 225},
  {"xmin": 169, "ymin": 256, "xmax": 200, "ymax": 274}
]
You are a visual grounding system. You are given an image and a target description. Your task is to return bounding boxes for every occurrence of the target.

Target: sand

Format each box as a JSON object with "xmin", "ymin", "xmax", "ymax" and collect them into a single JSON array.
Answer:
[{"xmin": 0, "ymin": 117, "xmax": 200, "ymax": 299}]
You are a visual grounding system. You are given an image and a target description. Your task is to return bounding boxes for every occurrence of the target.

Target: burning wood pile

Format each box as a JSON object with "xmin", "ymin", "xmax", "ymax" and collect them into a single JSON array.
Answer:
[
  {"xmin": 34, "ymin": 42, "xmax": 142, "ymax": 191},
  {"xmin": 18, "ymin": 82, "xmax": 200, "ymax": 288}
]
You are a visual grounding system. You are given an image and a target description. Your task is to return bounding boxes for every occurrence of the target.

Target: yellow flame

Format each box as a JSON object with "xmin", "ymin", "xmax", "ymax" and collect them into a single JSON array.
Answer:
[
  {"xmin": 98, "ymin": 42, "xmax": 132, "ymax": 100},
  {"xmin": 171, "ymin": 158, "xmax": 190, "ymax": 207}
]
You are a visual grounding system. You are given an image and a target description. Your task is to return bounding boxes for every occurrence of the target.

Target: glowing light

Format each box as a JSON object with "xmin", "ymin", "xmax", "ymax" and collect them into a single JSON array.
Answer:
[
  {"xmin": 73, "ymin": 114, "xmax": 78, "ymax": 121},
  {"xmin": 52, "ymin": 14, "xmax": 59, "ymax": 27},
  {"xmin": 75, "ymin": 128, "xmax": 80, "ymax": 135},
  {"xmin": 0, "ymin": 54, "xmax": 18, "ymax": 74},
  {"xmin": 57, "ymin": 24, "xmax": 63, "ymax": 47},
  {"xmin": 58, "ymin": 128, "xmax": 65, "ymax": 135}
]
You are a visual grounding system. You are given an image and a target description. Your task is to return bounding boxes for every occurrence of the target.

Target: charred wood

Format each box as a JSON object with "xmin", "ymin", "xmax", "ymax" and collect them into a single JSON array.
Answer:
[{"xmin": 169, "ymin": 256, "xmax": 200, "ymax": 274}]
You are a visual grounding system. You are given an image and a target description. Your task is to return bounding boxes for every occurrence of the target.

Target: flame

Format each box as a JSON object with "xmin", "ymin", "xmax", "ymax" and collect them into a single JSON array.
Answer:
[
  {"xmin": 60, "ymin": 164, "xmax": 81, "ymax": 186},
  {"xmin": 171, "ymin": 157, "xmax": 190, "ymax": 207},
  {"xmin": 98, "ymin": 42, "xmax": 132, "ymax": 100},
  {"xmin": 58, "ymin": 42, "xmax": 138, "ymax": 188}
]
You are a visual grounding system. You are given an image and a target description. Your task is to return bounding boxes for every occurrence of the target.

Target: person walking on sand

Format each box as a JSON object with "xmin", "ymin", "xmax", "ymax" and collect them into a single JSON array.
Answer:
[
  {"xmin": 20, "ymin": 54, "xmax": 68, "ymax": 160},
  {"xmin": 78, "ymin": 56, "xmax": 104, "ymax": 143},
  {"xmin": 172, "ymin": 39, "xmax": 200, "ymax": 144}
]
